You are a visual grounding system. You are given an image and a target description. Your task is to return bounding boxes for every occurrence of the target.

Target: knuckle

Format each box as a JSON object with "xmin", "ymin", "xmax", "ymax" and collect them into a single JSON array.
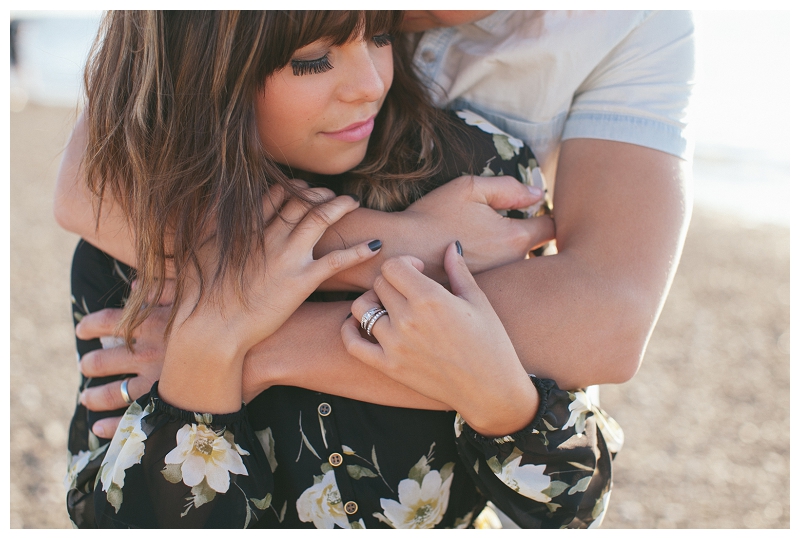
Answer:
[
  {"xmin": 380, "ymin": 257, "xmax": 402, "ymax": 276},
  {"xmin": 325, "ymin": 250, "xmax": 348, "ymax": 272},
  {"xmin": 99, "ymin": 384, "xmax": 118, "ymax": 409}
]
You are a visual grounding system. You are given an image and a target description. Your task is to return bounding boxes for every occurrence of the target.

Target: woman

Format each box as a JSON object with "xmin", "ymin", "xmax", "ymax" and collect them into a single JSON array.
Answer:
[{"xmin": 61, "ymin": 11, "xmax": 618, "ymax": 528}]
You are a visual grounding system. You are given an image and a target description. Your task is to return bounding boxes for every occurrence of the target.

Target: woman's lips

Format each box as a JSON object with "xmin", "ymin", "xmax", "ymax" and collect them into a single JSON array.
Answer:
[{"xmin": 322, "ymin": 116, "xmax": 375, "ymax": 143}]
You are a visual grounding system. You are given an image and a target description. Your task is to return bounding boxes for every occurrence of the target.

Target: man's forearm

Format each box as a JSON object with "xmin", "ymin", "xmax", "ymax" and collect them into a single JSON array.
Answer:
[
  {"xmin": 282, "ymin": 139, "xmax": 691, "ymax": 393},
  {"xmin": 477, "ymin": 138, "xmax": 691, "ymax": 387},
  {"xmin": 243, "ymin": 301, "xmax": 450, "ymax": 409}
]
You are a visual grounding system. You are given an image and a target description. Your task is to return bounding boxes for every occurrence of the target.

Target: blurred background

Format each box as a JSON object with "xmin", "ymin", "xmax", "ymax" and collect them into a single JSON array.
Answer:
[{"xmin": 8, "ymin": 10, "xmax": 791, "ymax": 528}]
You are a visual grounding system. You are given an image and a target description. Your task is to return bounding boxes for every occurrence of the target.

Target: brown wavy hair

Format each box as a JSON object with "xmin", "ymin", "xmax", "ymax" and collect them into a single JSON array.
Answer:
[{"xmin": 83, "ymin": 11, "xmax": 467, "ymax": 345}]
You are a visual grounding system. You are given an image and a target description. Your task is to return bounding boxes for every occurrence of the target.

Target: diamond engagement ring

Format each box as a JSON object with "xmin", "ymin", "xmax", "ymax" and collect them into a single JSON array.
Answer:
[
  {"xmin": 366, "ymin": 309, "xmax": 388, "ymax": 337},
  {"xmin": 360, "ymin": 307, "xmax": 382, "ymax": 330}
]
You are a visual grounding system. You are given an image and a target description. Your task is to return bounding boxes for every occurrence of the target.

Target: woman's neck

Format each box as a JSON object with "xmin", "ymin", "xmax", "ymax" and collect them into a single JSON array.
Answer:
[{"xmin": 278, "ymin": 164, "xmax": 348, "ymax": 195}]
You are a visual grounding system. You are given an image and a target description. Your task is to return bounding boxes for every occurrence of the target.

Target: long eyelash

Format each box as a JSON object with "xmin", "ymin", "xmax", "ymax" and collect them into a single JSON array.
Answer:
[
  {"xmin": 372, "ymin": 33, "xmax": 393, "ymax": 48},
  {"xmin": 291, "ymin": 56, "xmax": 333, "ymax": 76}
]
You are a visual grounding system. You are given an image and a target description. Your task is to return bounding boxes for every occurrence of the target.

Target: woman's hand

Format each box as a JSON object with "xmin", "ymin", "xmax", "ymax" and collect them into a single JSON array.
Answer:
[
  {"xmin": 341, "ymin": 242, "xmax": 540, "ymax": 437},
  {"xmin": 159, "ymin": 187, "xmax": 382, "ymax": 413}
]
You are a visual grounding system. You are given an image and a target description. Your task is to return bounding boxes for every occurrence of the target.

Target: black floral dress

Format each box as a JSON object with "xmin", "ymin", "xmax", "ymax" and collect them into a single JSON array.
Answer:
[{"xmin": 65, "ymin": 110, "xmax": 624, "ymax": 529}]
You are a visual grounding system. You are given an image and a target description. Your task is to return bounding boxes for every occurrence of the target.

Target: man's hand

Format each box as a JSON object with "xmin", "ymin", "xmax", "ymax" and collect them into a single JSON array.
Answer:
[
  {"xmin": 315, "ymin": 175, "xmax": 555, "ymax": 290},
  {"xmin": 401, "ymin": 175, "xmax": 554, "ymax": 282},
  {"xmin": 76, "ymin": 281, "xmax": 173, "ymax": 438}
]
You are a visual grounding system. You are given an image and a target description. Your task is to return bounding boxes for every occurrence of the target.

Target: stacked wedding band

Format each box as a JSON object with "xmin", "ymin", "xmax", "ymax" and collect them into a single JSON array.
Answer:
[{"xmin": 360, "ymin": 307, "xmax": 388, "ymax": 337}]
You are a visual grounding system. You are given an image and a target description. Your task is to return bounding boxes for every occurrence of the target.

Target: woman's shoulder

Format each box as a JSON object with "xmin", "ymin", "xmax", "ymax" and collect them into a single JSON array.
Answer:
[{"xmin": 442, "ymin": 109, "xmax": 538, "ymax": 178}]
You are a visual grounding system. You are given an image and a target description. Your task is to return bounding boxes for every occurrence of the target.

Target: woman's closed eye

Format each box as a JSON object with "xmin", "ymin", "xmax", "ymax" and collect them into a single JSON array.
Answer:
[
  {"xmin": 291, "ymin": 55, "xmax": 333, "ymax": 76},
  {"xmin": 291, "ymin": 34, "xmax": 393, "ymax": 77},
  {"xmin": 372, "ymin": 33, "xmax": 393, "ymax": 48}
]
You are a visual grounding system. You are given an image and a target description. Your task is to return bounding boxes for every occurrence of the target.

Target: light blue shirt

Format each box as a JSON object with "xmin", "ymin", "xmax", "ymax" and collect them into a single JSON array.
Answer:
[{"xmin": 412, "ymin": 10, "xmax": 696, "ymax": 182}]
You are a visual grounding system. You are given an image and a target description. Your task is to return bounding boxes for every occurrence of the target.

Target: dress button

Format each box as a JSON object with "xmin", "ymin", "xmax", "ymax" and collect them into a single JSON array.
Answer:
[
  {"xmin": 318, "ymin": 402, "xmax": 331, "ymax": 416},
  {"xmin": 421, "ymin": 49, "xmax": 436, "ymax": 63},
  {"xmin": 328, "ymin": 452, "xmax": 343, "ymax": 467},
  {"xmin": 344, "ymin": 501, "xmax": 358, "ymax": 515}
]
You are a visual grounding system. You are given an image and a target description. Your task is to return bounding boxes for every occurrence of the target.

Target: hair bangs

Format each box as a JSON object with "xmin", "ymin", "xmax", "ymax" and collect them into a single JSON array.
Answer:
[{"xmin": 255, "ymin": 11, "xmax": 402, "ymax": 79}]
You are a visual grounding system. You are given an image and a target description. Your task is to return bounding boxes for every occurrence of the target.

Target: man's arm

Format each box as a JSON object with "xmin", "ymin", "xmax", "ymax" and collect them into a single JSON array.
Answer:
[
  {"xmin": 78, "ymin": 138, "xmax": 688, "ymax": 414},
  {"xmin": 241, "ymin": 137, "xmax": 690, "ymax": 397},
  {"xmin": 54, "ymin": 113, "xmax": 138, "ymax": 267},
  {"xmin": 475, "ymin": 138, "xmax": 691, "ymax": 387}
]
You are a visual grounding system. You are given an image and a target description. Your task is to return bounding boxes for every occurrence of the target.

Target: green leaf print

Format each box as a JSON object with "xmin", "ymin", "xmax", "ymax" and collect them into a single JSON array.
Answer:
[
  {"xmin": 486, "ymin": 456, "xmax": 502, "ymax": 475},
  {"xmin": 161, "ymin": 463, "xmax": 182, "ymax": 484},
  {"xmin": 189, "ymin": 480, "xmax": 217, "ymax": 509},
  {"xmin": 568, "ymin": 476, "xmax": 593, "ymax": 495},
  {"xmin": 493, "ymin": 134, "xmax": 519, "ymax": 160},
  {"xmin": 250, "ymin": 492, "xmax": 272, "ymax": 510},
  {"xmin": 347, "ymin": 464, "xmax": 378, "ymax": 480},
  {"xmin": 439, "ymin": 462, "xmax": 455, "ymax": 482},
  {"xmin": 542, "ymin": 480, "xmax": 570, "ymax": 498},
  {"xmin": 408, "ymin": 455, "xmax": 431, "ymax": 485},
  {"xmin": 106, "ymin": 483, "xmax": 123, "ymax": 513}
]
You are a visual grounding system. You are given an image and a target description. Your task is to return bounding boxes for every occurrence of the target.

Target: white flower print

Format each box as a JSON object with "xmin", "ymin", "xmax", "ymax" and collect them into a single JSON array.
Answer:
[
  {"xmin": 64, "ymin": 449, "xmax": 96, "ymax": 492},
  {"xmin": 378, "ymin": 469, "xmax": 454, "ymax": 529},
  {"xmin": 455, "ymin": 110, "xmax": 524, "ymax": 159},
  {"xmin": 563, "ymin": 390, "xmax": 592, "ymax": 435},
  {"xmin": 163, "ymin": 423, "xmax": 249, "ymax": 494},
  {"xmin": 296, "ymin": 470, "xmax": 350, "ymax": 529},
  {"xmin": 494, "ymin": 454, "xmax": 551, "ymax": 503},
  {"xmin": 99, "ymin": 401, "xmax": 150, "ymax": 493},
  {"xmin": 98, "ymin": 401, "xmax": 151, "ymax": 512}
]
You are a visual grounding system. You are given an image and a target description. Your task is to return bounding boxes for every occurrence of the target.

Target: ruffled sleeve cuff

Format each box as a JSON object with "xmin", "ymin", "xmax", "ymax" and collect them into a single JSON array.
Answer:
[
  {"xmin": 454, "ymin": 376, "xmax": 616, "ymax": 528},
  {"xmin": 92, "ymin": 382, "xmax": 274, "ymax": 528}
]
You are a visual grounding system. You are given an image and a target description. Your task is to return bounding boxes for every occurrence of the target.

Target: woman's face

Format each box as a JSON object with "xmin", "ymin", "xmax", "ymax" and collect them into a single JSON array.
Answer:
[{"xmin": 256, "ymin": 33, "xmax": 394, "ymax": 176}]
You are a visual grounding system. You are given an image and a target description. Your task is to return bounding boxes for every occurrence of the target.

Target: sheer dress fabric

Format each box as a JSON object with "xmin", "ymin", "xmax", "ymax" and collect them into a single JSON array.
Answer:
[{"xmin": 65, "ymin": 111, "xmax": 623, "ymax": 529}]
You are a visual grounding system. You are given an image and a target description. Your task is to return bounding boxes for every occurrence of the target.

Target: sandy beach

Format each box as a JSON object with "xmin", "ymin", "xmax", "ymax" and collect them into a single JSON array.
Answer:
[{"xmin": 9, "ymin": 105, "xmax": 790, "ymax": 529}]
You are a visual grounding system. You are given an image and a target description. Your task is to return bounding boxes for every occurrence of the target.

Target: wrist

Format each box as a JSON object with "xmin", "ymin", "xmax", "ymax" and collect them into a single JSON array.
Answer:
[{"xmin": 461, "ymin": 374, "xmax": 541, "ymax": 438}]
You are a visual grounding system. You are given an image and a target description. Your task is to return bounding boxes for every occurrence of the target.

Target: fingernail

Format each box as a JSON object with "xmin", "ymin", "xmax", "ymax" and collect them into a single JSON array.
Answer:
[
  {"xmin": 368, "ymin": 239, "xmax": 382, "ymax": 252},
  {"xmin": 345, "ymin": 313, "xmax": 353, "ymax": 320},
  {"xmin": 347, "ymin": 194, "xmax": 360, "ymax": 202},
  {"xmin": 527, "ymin": 185, "xmax": 543, "ymax": 197},
  {"xmin": 455, "ymin": 240, "xmax": 463, "ymax": 257},
  {"xmin": 92, "ymin": 424, "xmax": 108, "ymax": 439},
  {"xmin": 79, "ymin": 391, "xmax": 87, "ymax": 405}
]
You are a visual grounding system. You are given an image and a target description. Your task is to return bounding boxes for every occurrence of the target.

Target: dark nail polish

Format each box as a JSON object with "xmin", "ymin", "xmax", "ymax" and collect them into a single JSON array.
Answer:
[
  {"xmin": 347, "ymin": 194, "xmax": 360, "ymax": 202},
  {"xmin": 345, "ymin": 313, "xmax": 353, "ymax": 320},
  {"xmin": 455, "ymin": 240, "xmax": 463, "ymax": 256},
  {"xmin": 368, "ymin": 239, "xmax": 382, "ymax": 252}
]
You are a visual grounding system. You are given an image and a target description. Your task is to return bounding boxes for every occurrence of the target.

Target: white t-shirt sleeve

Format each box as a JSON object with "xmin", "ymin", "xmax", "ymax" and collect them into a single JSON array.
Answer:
[{"xmin": 562, "ymin": 10, "xmax": 696, "ymax": 159}]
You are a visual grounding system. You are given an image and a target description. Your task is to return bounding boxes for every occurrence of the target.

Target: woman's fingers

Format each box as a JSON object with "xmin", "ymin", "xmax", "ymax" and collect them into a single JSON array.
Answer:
[
  {"xmin": 379, "ymin": 255, "xmax": 438, "ymax": 301},
  {"xmin": 290, "ymin": 193, "xmax": 358, "ymax": 245},
  {"xmin": 442, "ymin": 241, "xmax": 485, "ymax": 303},
  {"xmin": 310, "ymin": 238, "xmax": 383, "ymax": 284},
  {"xmin": 341, "ymin": 310, "xmax": 387, "ymax": 368},
  {"xmin": 279, "ymin": 187, "xmax": 337, "ymax": 225}
]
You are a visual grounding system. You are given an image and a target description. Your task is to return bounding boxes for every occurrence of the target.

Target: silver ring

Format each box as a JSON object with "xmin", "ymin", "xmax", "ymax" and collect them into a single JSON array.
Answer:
[
  {"xmin": 366, "ymin": 309, "xmax": 388, "ymax": 337},
  {"xmin": 360, "ymin": 307, "xmax": 382, "ymax": 330},
  {"xmin": 120, "ymin": 378, "xmax": 133, "ymax": 405}
]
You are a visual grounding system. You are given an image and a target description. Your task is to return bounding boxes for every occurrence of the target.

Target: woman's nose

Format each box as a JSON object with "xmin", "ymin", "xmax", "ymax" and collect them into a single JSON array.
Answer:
[{"xmin": 337, "ymin": 43, "xmax": 388, "ymax": 103}]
